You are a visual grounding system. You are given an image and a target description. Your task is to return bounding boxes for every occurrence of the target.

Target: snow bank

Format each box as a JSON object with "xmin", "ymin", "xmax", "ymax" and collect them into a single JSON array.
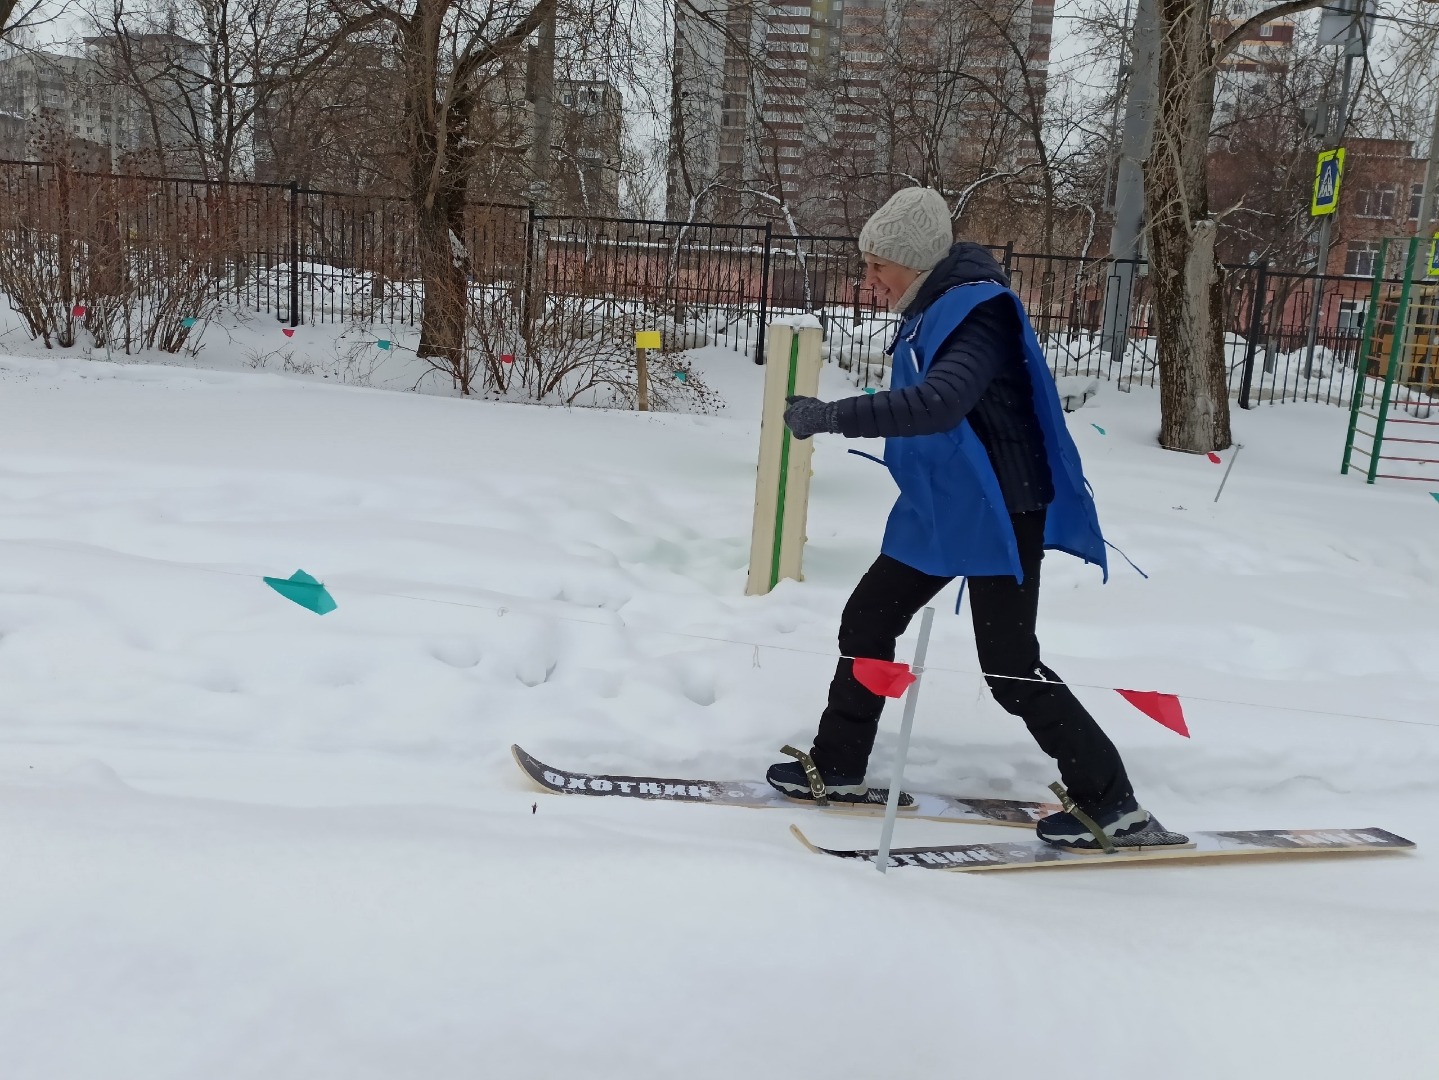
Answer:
[{"xmin": 0, "ymin": 345, "xmax": 1434, "ymax": 1079}]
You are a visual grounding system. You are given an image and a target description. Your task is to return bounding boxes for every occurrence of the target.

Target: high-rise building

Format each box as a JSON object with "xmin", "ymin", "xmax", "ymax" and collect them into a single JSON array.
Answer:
[
  {"xmin": 0, "ymin": 35, "xmax": 207, "ymax": 173},
  {"xmin": 1212, "ymin": 0, "xmax": 1296, "ymax": 122},
  {"xmin": 552, "ymin": 79, "xmax": 625, "ymax": 216},
  {"xmin": 667, "ymin": 0, "xmax": 1054, "ymax": 228},
  {"xmin": 0, "ymin": 51, "xmax": 126, "ymax": 165}
]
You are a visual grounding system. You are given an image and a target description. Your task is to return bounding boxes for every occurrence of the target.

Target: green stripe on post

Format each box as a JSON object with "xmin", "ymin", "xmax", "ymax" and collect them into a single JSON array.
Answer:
[{"xmin": 769, "ymin": 332, "xmax": 802, "ymax": 592}]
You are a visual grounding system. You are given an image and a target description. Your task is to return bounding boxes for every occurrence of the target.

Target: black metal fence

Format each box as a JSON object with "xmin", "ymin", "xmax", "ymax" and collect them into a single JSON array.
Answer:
[{"xmin": 0, "ymin": 159, "xmax": 1406, "ymax": 408}]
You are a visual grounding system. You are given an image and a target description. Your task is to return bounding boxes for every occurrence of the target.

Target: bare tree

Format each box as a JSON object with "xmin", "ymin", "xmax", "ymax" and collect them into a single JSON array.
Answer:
[
  {"xmin": 321, "ymin": 0, "xmax": 648, "ymax": 381},
  {"xmin": 2, "ymin": 0, "xmax": 57, "ymax": 42},
  {"xmin": 318, "ymin": 0, "xmax": 553, "ymax": 374},
  {"xmin": 84, "ymin": 0, "xmax": 364, "ymax": 181},
  {"xmin": 1208, "ymin": 32, "xmax": 1336, "ymax": 270},
  {"xmin": 1144, "ymin": 0, "xmax": 1349, "ymax": 453}
]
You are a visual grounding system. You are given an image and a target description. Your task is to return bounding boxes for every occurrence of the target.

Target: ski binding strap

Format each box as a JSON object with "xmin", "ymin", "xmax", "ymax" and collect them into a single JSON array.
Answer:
[
  {"xmin": 1049, "ymin": 781, "xmax": 1118, "ymax": 854},
  {"xmin": 781, "ymin": 745, "xmax": 829, "ymax": 806}
]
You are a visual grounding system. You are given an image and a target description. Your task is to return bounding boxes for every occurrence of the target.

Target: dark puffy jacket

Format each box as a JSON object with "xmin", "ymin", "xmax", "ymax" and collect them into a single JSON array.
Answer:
[{"xmin": 833, "ymin": 243, "xmax": 1054, "ymax": 513}]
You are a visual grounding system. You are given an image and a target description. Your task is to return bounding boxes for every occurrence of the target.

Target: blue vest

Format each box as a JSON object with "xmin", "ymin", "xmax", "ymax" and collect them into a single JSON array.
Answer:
[{"xmin": 878, "ymin": 281, "xmax": 1108, "ymax": 583}]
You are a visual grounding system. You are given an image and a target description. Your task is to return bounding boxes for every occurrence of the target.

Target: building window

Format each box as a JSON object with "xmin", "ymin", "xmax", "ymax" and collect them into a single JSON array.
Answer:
[
  {"xmin": 1259, "ymin": 22, "xmax": 1274, "ymax": 37},
  {"xmin": 1344, "ymin": 241, "xmax": 1382, "ymax": 278},
  {"xmin": 1411, "ymin": 183, "xmax": 1432, "ymax": 221},
  {"xmin": 1337, "ymin": 300, "xmax": 1367, "ymax": 336},
  {"xmin": 1355, "ymin": 185, "xmax": 1398, "ymax": 219}
]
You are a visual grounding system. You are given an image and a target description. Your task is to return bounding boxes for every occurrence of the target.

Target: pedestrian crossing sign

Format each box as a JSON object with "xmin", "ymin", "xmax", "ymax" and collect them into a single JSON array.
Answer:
[{"xmin": 1311, "ymin": 148, "xmax": 1344, "ymax": 216}]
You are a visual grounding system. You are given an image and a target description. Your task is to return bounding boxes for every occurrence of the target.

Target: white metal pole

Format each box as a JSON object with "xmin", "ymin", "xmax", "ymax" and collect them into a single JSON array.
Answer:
[
  {"xmin": 874, "ymin": 605, "xmax": 936, "ymax": 874},
  {"xmin": 1213, "ymin": 443, "xmax": 1243, "ymax": 503}
]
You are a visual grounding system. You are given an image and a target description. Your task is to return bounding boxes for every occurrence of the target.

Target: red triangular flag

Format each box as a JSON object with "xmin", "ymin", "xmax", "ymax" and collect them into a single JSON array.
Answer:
[
  {"xmin": 282, "ymin": 327, "xmax": 295, "ymax": 337},
  {"xmin": 72, "ymin": 304, "xmax": 86, "ymax": 318},
  {"xmin": 1207, "ymin": 452, "xmax": 1221, "ymax": 464},
  {"xmin": 1116, "ymin": 689, "xmax": 1189, "ymax": 737},
  {"xmin": 852, "ymin": 657, "xmax": 916, "ymax": 698}
]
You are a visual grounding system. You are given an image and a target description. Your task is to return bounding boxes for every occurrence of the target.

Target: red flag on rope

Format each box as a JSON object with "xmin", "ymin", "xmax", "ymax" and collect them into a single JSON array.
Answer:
[
  {"xmin": 282, "ymin": 327, "xmax": 295, "ymax": 338},
  {"xmin": 852, "ymin": 658, "xmax": 916, "ymax": 698},
  {"xmin": 1116, "ymin": 689, "xmax": 1189, "ymax": 737},
  {"xmin": 72, "ymin": 304, "xmax": 86, "ymax": 318},
  {"xmin": 1207, "ymin": 452, "xmax": 1222, "ymax": 464}
]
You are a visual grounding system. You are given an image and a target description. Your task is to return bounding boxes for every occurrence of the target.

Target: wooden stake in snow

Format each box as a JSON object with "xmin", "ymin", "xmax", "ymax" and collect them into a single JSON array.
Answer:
[
  {"xmin": 745, "ymin": 320, "xmax": 822, "ymax": 595},
  {"xmin": 635, "ymin": 331, "xmax": 661, "ymax": 412},
  {"xmin": 875, "ymin": 606, "xmax": 935, "ymax": 873}
]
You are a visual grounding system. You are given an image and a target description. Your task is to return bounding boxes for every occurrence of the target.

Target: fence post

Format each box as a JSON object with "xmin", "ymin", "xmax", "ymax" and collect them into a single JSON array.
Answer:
[
  {"xmin": 288, "ymin": 180, "xmax": 300, "ymax": 327},
  {"xmin": 1002, "ymin": 241, "xmax": 1014, "ymax": 276},
  {"xmin": 520, "ymin": 205, "xmax": 535, "ymax": 347},
  {"xmin": 1238, "ymin": 260, "xmax": 1268, "ymax": 410},
  {"xmin": 755, "ymin": 220, "xmax": 773, "ymax": 365},
  {"xmin": 1340, "ymin": 245, "xmax": 1387, "ymax": 475},
  {"xmin": 1368, "ymin": 237, "xmax": 1422, "ymax": 484}
]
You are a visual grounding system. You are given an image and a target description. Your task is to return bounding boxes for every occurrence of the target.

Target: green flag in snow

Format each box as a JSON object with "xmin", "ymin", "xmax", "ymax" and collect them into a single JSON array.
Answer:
[{"xmin": 263, "ymin": 570, "xmax": 337, "ymax": 615}]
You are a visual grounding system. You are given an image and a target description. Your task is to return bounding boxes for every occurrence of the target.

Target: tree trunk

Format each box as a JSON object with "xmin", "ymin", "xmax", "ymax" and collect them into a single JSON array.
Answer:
[
  {"xmin": 1144, "ymin": 0, "xmax": 1231, "ymax": 453},
  {"xmin": 415, "ymin": 192, "xmax": 472, "ymax": 391}
]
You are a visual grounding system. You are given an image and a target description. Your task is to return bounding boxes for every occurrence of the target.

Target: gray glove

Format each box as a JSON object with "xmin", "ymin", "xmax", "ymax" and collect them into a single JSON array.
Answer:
[{"xmin": 783, "ymin": 395, "xmax": 839, "ymax": 440}]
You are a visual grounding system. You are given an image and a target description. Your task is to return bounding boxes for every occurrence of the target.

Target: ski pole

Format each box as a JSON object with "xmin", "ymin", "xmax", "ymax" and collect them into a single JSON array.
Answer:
[{"xmin": 875, "ymin": 605, "xmax": 935, "ymax": 873}]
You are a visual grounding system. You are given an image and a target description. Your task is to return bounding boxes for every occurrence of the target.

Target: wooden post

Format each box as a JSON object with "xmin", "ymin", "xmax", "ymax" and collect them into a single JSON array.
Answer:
[
  {"xmin": 635, "ymin": 329, "xmax": 660, "ymax": 412},
  {"xmin": 745, "ymin": 320, "xmax": 823, "ymax": 595}
]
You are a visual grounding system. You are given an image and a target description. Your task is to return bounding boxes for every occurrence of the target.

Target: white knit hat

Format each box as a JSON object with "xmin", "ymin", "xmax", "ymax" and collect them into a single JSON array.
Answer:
[{"xmin": 858, "ymin": 188, "xmax": 954, "ymax": 272}]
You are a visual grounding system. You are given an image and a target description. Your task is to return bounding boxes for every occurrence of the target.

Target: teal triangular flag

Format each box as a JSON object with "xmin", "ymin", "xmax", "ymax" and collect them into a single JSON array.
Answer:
[
  {"xmin": 377, "ymin": 339, "xmax": 392, "ymax": 350},
  {"xmin": 1431, "ymin": 492, "xmax": 1439, "ymax": 504},
  {"xmin": 674, "ymin": 370, "xmax": 686, "ymax": 381},
  {"xmin": 263, "ymin": 570, "xmax": 336, "ymax": 615},
  {"xmin": 864, "ymin": 387, "xmax": 877, "ymax": 395},
  {"xmin": 181, "ymin": 317, "xmax": 197, "ymax": 328},
  {"xmin": 1092, "ymin": 423, "xmax": 1106, "ymax": 434}
]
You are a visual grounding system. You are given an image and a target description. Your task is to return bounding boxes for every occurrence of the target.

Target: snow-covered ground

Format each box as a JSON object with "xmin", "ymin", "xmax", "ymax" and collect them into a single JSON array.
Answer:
[{"xmin": 0, "ymin": 336, "xmax": 1436, "ymax": 1078}]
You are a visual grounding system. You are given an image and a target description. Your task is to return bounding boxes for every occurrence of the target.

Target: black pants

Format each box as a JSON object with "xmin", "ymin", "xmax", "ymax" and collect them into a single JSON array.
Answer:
[{"xmin": 810, "ymin": 509, "xmax": 1133, "ymax": 810}]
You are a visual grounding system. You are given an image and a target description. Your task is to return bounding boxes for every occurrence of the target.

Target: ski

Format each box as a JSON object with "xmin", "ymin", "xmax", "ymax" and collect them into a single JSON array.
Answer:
[
  {"xmin": 513, "ymin": 745, "xmax": 1058, "ymax": 828},
  {"xmin": 789, "ymin": 823, "xmax": 1416, "ymax": 873}
]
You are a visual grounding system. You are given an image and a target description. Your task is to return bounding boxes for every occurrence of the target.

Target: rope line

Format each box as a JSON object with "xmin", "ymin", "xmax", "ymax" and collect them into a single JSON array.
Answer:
[{"xmin": 3, "ymin": 536, "xmax": 1436, "ymax": 733}]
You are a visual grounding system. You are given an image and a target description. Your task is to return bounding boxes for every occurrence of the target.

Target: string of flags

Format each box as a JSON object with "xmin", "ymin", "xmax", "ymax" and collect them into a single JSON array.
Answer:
[
  {"xmin": 252, "ymin": 563, "xmax": 1188, "ymax": 736},
  {"xmin": 848, "ymin": 656, "xmax": 1188, "ymax": 736},
  {"xmin": 74, "ymin": 305, "xmax": 208, "ymax": 331},
  {"xmin": 58, "ymin": 543, "xmax": 1392, "ymax": 730}
]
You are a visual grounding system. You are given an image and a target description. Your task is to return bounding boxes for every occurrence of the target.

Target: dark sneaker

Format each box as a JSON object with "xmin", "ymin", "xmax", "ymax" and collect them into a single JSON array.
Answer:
[
  {"xmin": 766, "ymin": 759, "xmax": 872, "ymax": 803},
  {"xmin": 1036, "ymin": 795, "xmax": 1186, "ymax": 850}
]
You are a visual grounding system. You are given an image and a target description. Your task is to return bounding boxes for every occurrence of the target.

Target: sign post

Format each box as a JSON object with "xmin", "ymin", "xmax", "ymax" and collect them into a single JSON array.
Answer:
[
  {"xmin": 635, "ymin": 330, "xmax": 662, "ymax": 412},
  {"xmin": 1312, "ymin": 148, "xmax": 1345, "ymax": 217}
]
